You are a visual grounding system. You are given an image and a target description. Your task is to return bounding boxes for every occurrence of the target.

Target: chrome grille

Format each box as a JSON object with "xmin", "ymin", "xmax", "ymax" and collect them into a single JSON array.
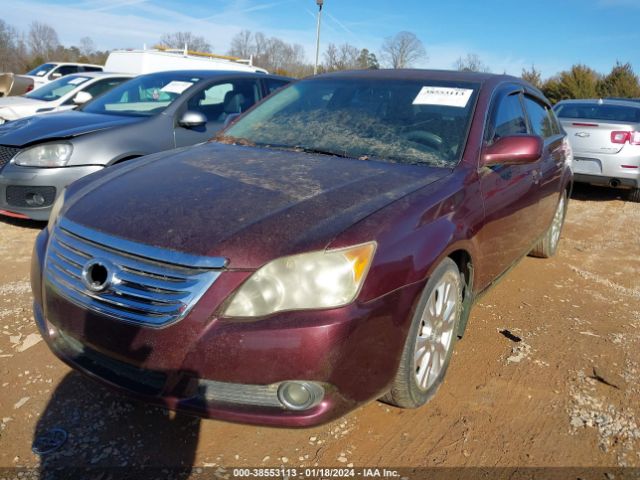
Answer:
[
  {"xmin": 0, "ymin": 145, "xmax": 19, "ymax": 171},
  {"xmin": 44, "ymin": 218, "xmax": 225, "ymax": 328}
]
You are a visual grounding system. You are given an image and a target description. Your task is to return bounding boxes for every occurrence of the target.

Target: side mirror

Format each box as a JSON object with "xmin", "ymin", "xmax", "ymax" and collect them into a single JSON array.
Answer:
[
  {"xmin": 223, "ymin": 112, "xmax": 241, "ymax": 128},
  {"xmin": 178, "ymin": 111, "xmax": 207, "ymax": 129},
  {"xmin": 73, "ymin": 91, "xmax": 93, "ymax": 105},
  {"xmin": 481, "ymin": 135, "xmax": 543, "ymax": 166},
  {"xmin": 50, "ymin": 72, "xmax": 62, "ymax": 80}
]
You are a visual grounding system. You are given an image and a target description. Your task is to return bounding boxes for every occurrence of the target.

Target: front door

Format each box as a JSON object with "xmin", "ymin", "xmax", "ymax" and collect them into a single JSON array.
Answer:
[{"xmin": 476, "ymin": 89, "xmax": 541, "ymax": 289}]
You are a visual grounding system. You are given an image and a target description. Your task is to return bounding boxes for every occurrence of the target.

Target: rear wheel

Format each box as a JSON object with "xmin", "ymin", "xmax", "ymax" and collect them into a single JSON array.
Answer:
[
  {"xmin": 383, "ymin": 258, "xmax": 462, "ymax": 409},
  {"xmin": 629, "ymin": 188, "xmax": 640, "ymax": 203},
  {"xmin": 529, "ymin": 191, "xmax": 567, "ymax": 258}
]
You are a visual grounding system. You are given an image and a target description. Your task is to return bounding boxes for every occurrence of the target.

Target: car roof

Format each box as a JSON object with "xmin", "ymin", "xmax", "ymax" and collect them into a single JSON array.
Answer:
[
  {"xmin": 313, "ymin": 68, "xmax": 517, "ymax": 84},
  {"xmin": 556, "ymin": 98, "xmax": 640, "ymax": 108},
  {"xmin": 48, "ymin": 62, "xmax": 103, "ymax": 68},
  {"xmin": 65, "ymin": 72, "xmax": 135, "ymax": 80}
]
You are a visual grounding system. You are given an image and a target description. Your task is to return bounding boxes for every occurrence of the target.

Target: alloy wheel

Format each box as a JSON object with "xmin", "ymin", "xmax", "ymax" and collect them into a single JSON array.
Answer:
[{"xmin": 414, "ymin": 270, "xmax": 461, "ymax": 391}]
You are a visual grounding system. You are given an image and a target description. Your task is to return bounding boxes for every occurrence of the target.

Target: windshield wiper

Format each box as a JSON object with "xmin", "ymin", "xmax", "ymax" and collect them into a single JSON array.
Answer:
[
  {"xmin": 258, "ymin": 143, "xmax": 366, "ymax": 160},
  {"xmin": 293, "ymin": 146, "xmax": 354, "ymax": 158}
]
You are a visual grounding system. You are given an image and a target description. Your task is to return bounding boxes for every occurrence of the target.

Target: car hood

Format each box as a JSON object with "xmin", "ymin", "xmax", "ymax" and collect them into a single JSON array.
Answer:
[
  {"xmin": 63, "ymin": 142, "xmax": 449, "ymax": 269},
  {"xmin": 0, "ymin": 97, "xmax": 44, "ymax": 120},
  {"xmin": 0, "ymin": 110, "xmax": 144, "ymax": 146}
]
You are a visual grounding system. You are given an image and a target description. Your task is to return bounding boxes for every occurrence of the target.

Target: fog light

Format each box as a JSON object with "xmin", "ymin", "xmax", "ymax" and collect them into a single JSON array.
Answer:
[
  {"xmin": 25, "ymin": 192, "xmax": 46, "ymax": 206},
  {"xmin": 277, "ymin": 382, "xmax": 324, "ymax": 411}
]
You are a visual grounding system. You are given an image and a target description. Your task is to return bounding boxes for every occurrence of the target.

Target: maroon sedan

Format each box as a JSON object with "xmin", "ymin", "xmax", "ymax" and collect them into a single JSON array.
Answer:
[{"xmin": 31, "ymin": 70, "xmax": 572, "ymax": 427}]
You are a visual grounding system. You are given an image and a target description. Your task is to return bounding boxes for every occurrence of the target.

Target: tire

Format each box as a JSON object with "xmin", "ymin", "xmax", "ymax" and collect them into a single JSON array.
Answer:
[
  {"xmin": 383, "ymin": 258, "xmax": 463, "ymax": 409},
  {"xmin": 629, "ymin": 188, "xmax": 640, "ymax": 203},
  {"xmin": 529, "ymin": 190, "xmax": 567, "ymax": 259}
]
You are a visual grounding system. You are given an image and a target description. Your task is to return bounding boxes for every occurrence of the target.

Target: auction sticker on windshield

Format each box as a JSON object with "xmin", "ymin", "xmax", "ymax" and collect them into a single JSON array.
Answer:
[
  {"xmin": 413, "ymin": 86, "xmax": 473, "ymax": 108},
  {"xmin": 68, "ymin": 77, "xmax": 90, "ymax": 85},
  {"xmin": 161, "ymin": 81, "xmax": 194, "ymax": 95}
]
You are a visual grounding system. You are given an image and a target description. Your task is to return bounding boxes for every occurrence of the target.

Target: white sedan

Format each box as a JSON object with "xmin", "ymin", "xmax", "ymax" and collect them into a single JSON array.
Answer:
[{"xmin": 0, "ymin": 72, "xmax": 133, "ymax": 124}]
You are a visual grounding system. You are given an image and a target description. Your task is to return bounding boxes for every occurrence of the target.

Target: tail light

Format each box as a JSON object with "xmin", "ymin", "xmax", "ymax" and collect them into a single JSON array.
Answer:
[
  {"xmin": 25, "ymin": 84, "xmax": 34, "ymax": 93},
  {"xmin": 611, "ymin": 131, "xmax": 640, "ymax": 145}
]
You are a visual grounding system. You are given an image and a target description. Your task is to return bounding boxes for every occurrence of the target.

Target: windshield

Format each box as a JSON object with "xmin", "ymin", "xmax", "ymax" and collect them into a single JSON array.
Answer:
[
  {"xmin": 224, "ymin": 78, "xmax": 479, "ymax": 167},
  {"xmin": 26, "ymin": 63, "xmax": 56, "ymax": 77},
  {"xmin": 81, "ymin": 72, "xmax": 201, "ymax": 117},
  {"xmin": 555, "ymin": 103, "xmax": 640, "ymax": 123},
  {"xmin": 25, "ymin": 75, "xmax": 91, "ymax": 102}
]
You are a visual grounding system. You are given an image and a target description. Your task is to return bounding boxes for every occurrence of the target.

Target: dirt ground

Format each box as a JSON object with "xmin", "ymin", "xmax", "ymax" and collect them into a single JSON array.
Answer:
[{"xmin": 0, "ymin": 184, "xmax": 638, "ymax": 478}]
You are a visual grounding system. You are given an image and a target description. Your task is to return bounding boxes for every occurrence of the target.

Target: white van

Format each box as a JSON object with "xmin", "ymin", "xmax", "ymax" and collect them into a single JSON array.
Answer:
[{"xmin": 104, "ymin": 49, "xmax": 268, "ymax": 75}]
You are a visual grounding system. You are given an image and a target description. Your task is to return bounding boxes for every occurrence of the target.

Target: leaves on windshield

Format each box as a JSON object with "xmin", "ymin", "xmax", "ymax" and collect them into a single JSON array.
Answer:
[{"xmin": 231, "ymin": 110, "xmax": 452, "ymax": 168}]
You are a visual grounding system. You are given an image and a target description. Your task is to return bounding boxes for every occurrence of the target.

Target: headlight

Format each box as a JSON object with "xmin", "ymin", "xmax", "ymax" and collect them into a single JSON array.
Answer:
[
  {"xmin": 223, "ymin": 242, "xmax": 376, "ymax": 318},
  {"xmin": 47, "ymin": 189, "xmax": 66, "ymax": 233},
  {"xmin": 14, "ymin": 143, "xmax": 73, "ymax": 167}
]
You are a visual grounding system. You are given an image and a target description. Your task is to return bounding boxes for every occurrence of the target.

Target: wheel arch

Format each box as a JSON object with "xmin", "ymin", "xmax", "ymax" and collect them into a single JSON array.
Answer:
[{"xmin": 446, "ymin": 248, "xmax": 475, "ymax": 338}]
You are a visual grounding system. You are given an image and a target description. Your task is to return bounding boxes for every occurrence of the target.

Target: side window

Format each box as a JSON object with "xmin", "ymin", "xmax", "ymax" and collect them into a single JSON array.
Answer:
[
  {"xmin": 187, "ymin": 79, "xmax": 260, "ymax": 123},
  {"xmin": 83, "ymin": 78, "xmax": 129, "ymax": 99},
  {"xmin": 55, "ymin": 65, "xmax": 80, "ymax": 77},
  {"xmin": 81, "ymin": 66, "xmax": 103, "ymax": 72},
  {"xmin": 265, "ymin": 78, "xmax": 289, "ymax": 95},
  {"xmin": 547, "ymin": 108, "xmax": 562, "ymax": 135},
  {"xmin": 488, "ymin": 93, "xmax": 528, "ymax": 144},
  {"xmin": 524, "ymin": 96, "xmax": 555, "ymax": 139}
]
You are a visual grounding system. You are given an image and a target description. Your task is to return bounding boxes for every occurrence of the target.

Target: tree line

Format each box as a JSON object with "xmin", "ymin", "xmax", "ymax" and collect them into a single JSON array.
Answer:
[
  {"xmin": 1, "ymin": 20, "xmax": 638, "ymax": 101},
  {"xmin": 522, "ymin": 63, "xmax": 640, "ymax": 103}
]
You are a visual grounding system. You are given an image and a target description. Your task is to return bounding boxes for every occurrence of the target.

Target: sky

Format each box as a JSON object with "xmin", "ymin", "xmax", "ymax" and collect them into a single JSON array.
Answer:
[{"xmin": 1, "ymin": 0, "xmax": 639, "ymax": 78}]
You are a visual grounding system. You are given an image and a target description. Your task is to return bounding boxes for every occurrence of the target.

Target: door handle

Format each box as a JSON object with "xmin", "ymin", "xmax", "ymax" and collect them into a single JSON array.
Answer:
[{"xmin": 531, "ymin": 169, "xmax": 540, "ymax": 184}]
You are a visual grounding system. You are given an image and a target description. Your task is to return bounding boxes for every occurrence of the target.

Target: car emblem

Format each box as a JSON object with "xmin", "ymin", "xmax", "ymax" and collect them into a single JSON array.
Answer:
[
  {"xmin": 81, "ymin": 258, "xmax": 114, "ymax": 292},
  {"xmin": 575, "ymin": 132, "xmax": 590, "ymax": 138}
]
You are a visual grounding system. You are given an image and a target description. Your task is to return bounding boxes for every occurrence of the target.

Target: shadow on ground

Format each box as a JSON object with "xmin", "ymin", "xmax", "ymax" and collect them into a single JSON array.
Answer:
[
  {"xmin": 0, "ymin": 215, "xmax": 45, "ymax": 230},
  {"xmin": 570, "ymin": 183, "xmax": 631, "ymax": 202},
  {"xmin": 34, "ymin": 372, "xmax": 201, "ymax": 479}
]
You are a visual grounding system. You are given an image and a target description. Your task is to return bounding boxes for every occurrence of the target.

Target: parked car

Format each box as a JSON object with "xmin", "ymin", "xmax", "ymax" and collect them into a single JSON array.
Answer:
[
  {"xmin": 0, "ymin": 69, "xmax": 291, "ymax": 220},
  {"xmin": 554, "ymin": 99, "xmax": 640, "ymax": 202},
  {"xmin": 0, "ymin": 73, "xmax": 133, "ymax": 124},
  {"xmin": 0, "ymin": 62, "xmax": 104, "ymax": 98},
  {"xmin": 31, "ymin": 70, "xmax": 572, "ymax": 427},
  {"xmin": 23, "ymin": 62, "xmax": 104, "ymax": 90}
]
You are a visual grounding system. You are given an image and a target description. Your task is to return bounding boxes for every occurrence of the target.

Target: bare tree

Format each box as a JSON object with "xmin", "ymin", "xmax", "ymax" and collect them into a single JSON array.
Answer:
[
  {"xmin": 159, "ymin": 32, "xmax": 211, "ymax": 53},
  {"xmin": 0, "ymin": 20, "xmax": 26, "ymax": 72},
  {"xmin": 380, "ymin": 31, "xmax": 426, "ymax": 69},
  {"xmin": 79, "ymin": 36, "xmax": 95, "ymax": 57},
  {"xmin": 324, "ymin": 42, "xmax": 360, "ymax": 71},
  {"xmin": 454, "ymin": 53, "xmax": 491, "ymax": 73},
  {"xmin": 28, "ymin": 22, "xmax": 60, "ymax": 61},
  {"xmin": 228, "ymin": 30, "xmax": 253, "ymax": 59}
]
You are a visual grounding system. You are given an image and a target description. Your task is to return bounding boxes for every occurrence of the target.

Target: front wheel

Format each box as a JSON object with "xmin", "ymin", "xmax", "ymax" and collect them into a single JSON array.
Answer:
[
  {"xmin": 383, "ymin": 258, "xmax": 463, "ymax": 409},
  {"xmin": 529, "ymin": 190, "xmax": 567, "ymax": 258}
]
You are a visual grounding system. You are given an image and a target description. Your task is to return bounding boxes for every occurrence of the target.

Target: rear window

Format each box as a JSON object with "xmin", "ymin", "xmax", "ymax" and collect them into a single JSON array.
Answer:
[{"xmin": 555, "ymin": 103, "xmax": 640, "ymax": 123}]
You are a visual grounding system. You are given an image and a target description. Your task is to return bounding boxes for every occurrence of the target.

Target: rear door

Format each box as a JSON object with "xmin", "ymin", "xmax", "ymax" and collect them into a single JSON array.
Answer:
[
  {"xmin": 477, "ymin": 88, "xmax": 541, "ymax": 287},
  {"xmin": 522, "ymin": 95, "xmax": 566, "ymax": 233},
  {"xmin": 173, "ymin": 77, "xmax": 261, "ymax": 147}
]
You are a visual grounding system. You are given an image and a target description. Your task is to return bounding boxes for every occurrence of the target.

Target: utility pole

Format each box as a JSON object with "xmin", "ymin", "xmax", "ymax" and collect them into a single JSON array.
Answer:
[{"xmin": 314, "ymin": 0, "xmax": 324, "ymax": 75}]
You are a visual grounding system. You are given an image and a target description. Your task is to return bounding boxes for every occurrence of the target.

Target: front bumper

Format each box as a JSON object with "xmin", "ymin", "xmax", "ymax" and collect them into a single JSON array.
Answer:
[
  {"xmin": 31, "ymin": 228, "xmax": 422, "ymax": 427},
  {"xmin": 0, "ymin": 163, "xmax": 103, "ymax": 221}
]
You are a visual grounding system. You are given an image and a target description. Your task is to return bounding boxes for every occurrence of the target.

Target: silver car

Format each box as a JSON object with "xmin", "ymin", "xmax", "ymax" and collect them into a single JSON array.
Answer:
[
  {"xmin": 0, "ymin": 70, "xmax": 291, "ymax": 220},
  {"xmin": 554, "ymin": 99, "xmax": 640, "ymax": 202}
]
